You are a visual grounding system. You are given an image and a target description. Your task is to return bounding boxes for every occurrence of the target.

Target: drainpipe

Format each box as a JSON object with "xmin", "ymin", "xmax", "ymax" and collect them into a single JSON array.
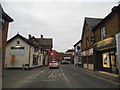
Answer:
[{"xmin": 28, "ymin": 46, "xmax": 31, "ymax": 69}]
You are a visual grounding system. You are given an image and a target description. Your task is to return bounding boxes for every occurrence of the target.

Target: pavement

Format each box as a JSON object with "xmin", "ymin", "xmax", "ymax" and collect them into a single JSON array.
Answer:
[{"xmin": 73, "ymin": 64, "xmax": 119, "ymax": 83}]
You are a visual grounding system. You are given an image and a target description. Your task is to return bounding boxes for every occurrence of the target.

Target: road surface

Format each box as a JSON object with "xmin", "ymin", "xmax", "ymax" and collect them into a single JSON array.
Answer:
[{"xmin": 3, "ymin": 64, "xmax": 119, "ymax": 88}]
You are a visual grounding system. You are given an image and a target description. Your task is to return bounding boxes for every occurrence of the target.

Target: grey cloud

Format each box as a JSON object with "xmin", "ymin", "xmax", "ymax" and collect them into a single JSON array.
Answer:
[{"xmin": 2, "ymin": 2, "xmax": 118, "ymax": 52}]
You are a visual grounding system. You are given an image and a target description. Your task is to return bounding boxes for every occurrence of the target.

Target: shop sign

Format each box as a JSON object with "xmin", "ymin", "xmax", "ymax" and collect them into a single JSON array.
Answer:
[
  {"xmin": 44, "ymin": 51, "xmax": 48, "ymax": 55},
  {"xmin": 10, "ymin": 46, "xmax": 25, "ymax": 55},
  {"xmin": 95, "ymin": 37, "xmax": 116, "ymax": 51},
  {"xmin": 33, "ymin": 54, "xmax": 39, "ymax": 58},
  {"xmin": 76, "ymin": 51, "xmax": 81, "ymax": 55},
  {"xmin": 81, "ymin": 51, "xmax": 86, "ymax": 56},
  {"xmin": 82, "ymin": 48, "xmax": 93, "ymax": 56},
  {"xmin": 88, "ymin": 48, "xmax": 93, "ymax": 55}
]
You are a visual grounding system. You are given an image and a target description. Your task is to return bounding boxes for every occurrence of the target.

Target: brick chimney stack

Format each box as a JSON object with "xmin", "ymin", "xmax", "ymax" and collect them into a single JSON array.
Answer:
[{"xmin": 111, "ymin": 6, "xmax": 117, "ymax": 12}]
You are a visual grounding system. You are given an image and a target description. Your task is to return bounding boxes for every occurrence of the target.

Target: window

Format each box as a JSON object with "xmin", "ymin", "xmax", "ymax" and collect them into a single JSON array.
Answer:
[
  {"xmin": 34, "ymin": 48, "xmax": 39, "ymax": 52},
  {"xmin": 101, "ymin": 27, "xmax": 106, "ymax": 40},
  {"xmin": 86, "ymin": 38, "xmax": 89, "ymax": 47},
  {"xmin": 102, "ymin": 52, "xmax": 110, "ymax": 68},
  {"xmin": 0, "ymin": 18, "xmax": 5, "ymax": 30},
  {"xmin": 33, "ymin": 55, "xmax": 39, "ymax": 65},
  {"xmin": 17, "ymin": 41, "xmax": 20, "ymax": 44}
]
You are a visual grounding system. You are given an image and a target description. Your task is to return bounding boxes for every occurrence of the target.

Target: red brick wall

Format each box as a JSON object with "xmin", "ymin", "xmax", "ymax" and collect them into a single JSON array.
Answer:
[{"xmin": 2, "ymin": 21, "xmax": 9, "ymax": 71}]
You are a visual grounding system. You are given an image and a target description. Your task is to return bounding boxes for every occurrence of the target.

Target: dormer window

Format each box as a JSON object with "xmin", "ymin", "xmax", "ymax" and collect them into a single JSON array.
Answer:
[{"xmin": 101, "ymin": 27, "xmax": 106, "ymax": 40}]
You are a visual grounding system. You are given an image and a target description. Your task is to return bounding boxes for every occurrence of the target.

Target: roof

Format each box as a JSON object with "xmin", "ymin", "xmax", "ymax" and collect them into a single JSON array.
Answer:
[
  {"xmin": 73, "ymin": 40, "xmax": 81, "ymax": 47},
  {"xmin": 36, "ymin": 38, "xmax": 53, "ymax": 48},
  {"xmin": 85, "ymin": 17, "xmax": 103, "ymax": 30},
  {"xmin": 0, "ymin": 4, "xmax": 13, "ymax": 22},
  {"xmin": 92, "ymin": 4, "xmax": 120, "ymax": 31},
  {"xmin": 66, "ymin": 49, "xmax": 75, "ymax": 52},
  {"xmin": 81, "ymin": 17, "xmax": 103, "ymax": 40},
  {"xmin": 7, "ymin": 34, "xmax": 39, "ymax": 47}
]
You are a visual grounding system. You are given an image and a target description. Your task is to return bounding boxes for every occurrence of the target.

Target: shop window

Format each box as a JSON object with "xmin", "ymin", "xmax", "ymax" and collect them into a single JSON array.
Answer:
[
  {"xmin": 33, "ymin": 55, "xmax": 39, "ymax": 65},
  {"xmin": 83, "ymin": 56, "xmax": 87, "ymax": 63},
  {"xmin": 101, "ymin": 27, "xmax": 106, "ymax": 40},
  {"xmin": 34, "ymin": 48, "xmax": 39, "ymax": 52},
  {"xmin": 88, "ymin": 56, "xmax": 93, "ymax": 64},
  {"xmin": 102, "ymin": 52, "xmax": 110, "ymax": 68}
]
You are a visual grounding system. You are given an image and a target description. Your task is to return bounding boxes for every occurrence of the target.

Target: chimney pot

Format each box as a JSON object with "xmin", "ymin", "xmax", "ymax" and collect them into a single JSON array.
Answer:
[
  {"xmin": 41, "ymin": 35, "xmax": 43, "ymax": 38},
  {"xmin": 28, "ymin": 34, "xmax": 32, "ymax": 39}
]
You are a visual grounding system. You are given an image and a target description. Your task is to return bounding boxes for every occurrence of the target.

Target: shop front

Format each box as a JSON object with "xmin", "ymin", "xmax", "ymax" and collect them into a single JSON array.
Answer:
[
  {"xmin": 81, "ymin": 48, "xmax": 94, "ymax": 70},
  {"xmin": 33, "ymin": 54, "xmax": 39, "ymax": 65},
  {"xmin": 94, "ymin": 37, "xmax": 119, "ymax": 73}
]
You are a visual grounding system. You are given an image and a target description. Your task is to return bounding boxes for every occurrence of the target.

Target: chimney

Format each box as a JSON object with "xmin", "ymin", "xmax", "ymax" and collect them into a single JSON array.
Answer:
[
  {"xmin": 41, "ymin": 35, "xmax": 43, "ymax": 38},
  {"xmin": 28, "ymin": 34, "xmax": 32, "ymax": 39}
]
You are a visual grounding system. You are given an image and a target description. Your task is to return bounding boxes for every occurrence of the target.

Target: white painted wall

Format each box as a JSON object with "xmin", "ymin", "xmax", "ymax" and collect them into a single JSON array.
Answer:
[
  {"xmin": 5, "ymin": 37, "xmax": 43, "ymax": 68},
  {"xmin": 5, "ymin": 37, "xmax": 30, "ymax": 68}
]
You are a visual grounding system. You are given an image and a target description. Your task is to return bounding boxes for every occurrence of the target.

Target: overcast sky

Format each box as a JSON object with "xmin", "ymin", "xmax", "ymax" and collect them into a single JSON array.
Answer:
[{"xmin": 1, "ymin": 0, "xmax": 119, "ymax": 52}]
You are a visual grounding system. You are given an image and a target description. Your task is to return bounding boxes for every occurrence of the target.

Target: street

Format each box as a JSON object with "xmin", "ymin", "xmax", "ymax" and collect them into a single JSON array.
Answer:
[{"xmin": 3, "ymin": 64, "xmax": 119, "ymax": 88}]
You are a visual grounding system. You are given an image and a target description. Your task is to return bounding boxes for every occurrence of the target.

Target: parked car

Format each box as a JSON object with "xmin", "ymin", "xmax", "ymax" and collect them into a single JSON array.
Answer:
[
  {"xmin": 49, "ymin": 60, "xmax": 59, "ymax": 69},
  {"xmin": 61, "ymin": 60, "xmax": 69, "ymax": 64}
]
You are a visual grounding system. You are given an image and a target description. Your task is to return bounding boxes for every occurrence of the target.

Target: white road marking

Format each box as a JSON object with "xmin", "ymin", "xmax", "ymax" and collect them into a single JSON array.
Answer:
[
  {"xmin": 48, "ymin": 74, "xmax": 54, "ymax": 78},
  {"xmin": 61, "ymin": 69, "xmax": 69, "ymax": 81},
  {"xmin": 42, "ymin": 80, "xmax": 56, "ymax": 82},
  {"xmin": 59, "ymin": 74, "xmax": 61, "ymax": 77},
  {"xmin": 62, "ymin": 73, "xmax": 69, "ymax": 81}
]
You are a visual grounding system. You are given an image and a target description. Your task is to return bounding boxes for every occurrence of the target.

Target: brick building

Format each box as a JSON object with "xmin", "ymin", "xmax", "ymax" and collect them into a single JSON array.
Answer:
[
  {"xmin": 29, "ymin": 34, "xmax": 53, "ymax": 65},
  {"xmin": 0, "ymin": 5, "xmax": 13, "ymax": 73},
  {"xmin": 93, "ymin": 4, "xmax": 120, "ymax": 73},
  {"xmin": 81, "ymin": 17, "xmax": 102, "ymax": 70}
]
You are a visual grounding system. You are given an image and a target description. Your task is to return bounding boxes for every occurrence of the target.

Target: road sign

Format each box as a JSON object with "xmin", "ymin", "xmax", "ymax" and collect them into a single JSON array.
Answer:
[{"xmin": 77, "ymin": 51, "xmax": 81, "ymax": 55}]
